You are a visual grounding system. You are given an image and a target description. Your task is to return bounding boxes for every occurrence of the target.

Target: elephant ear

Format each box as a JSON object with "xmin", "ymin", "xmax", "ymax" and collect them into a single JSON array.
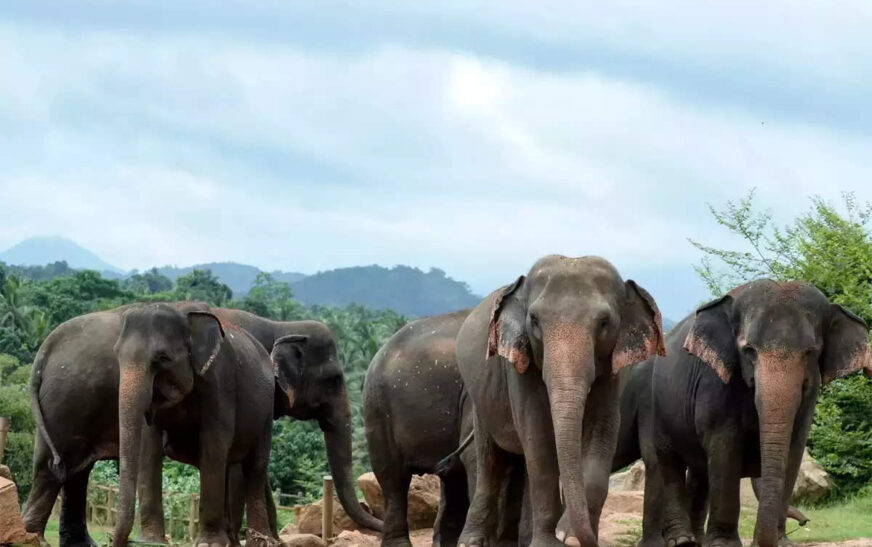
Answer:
[
  {"xmin": 486, "ymin": 275, "xmax": 531, "ymax": 374},
  {"xmin": 272, "ymin": 334, "xmax": 308, "ymax": 407},
  {"xmin": 187, "ymin": 311, "xmax": 225, "ymax": 375},
  {"xmin": 821, "ymin": 305, "xmax": 872, "ymax": 383},
  {"xmin": 612, "ymin": 280, "xmax": 666, "ymax": 373},
  {"xmin": 683, "ymin": 295, "xmax": 738, "ymax": 383}
]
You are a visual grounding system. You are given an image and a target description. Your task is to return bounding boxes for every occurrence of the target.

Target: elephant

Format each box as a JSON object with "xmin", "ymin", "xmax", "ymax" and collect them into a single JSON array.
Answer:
[
  {"xmin": 639, "ymin": 279, "xmax": 872, "ymax": 547},
  {"xmin": 455, "ymin": 255, "xmax": 665, "ymax": 547},
  {"xmin": 137, "ymin": 308, "xmax": 382, "ymax": 542},
  {"xmin": 22, "ymin": 302, "xmax": 277, "ymax": 547},
  {"xmin": 364, "ymin": 309, "xmax": 477, "ymax": 547}
]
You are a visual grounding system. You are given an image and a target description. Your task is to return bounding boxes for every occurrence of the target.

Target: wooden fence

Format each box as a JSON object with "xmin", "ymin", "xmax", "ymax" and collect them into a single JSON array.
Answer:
[{"xmin": 50, "ymin": 484, "xmax": 305, "ymax": 541}]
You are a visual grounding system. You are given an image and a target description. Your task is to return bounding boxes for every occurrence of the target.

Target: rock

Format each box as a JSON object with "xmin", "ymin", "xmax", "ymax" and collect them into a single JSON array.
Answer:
[
  {"xmin": 0, "ymin": 464, "xmax": 12, "ymax": 480},
  {"xmin": 357, "ymin": 472, "xmax": 440, "ymax": 530},
  {"xmin": 293, "ymin": 496, "xmax": 374, "ymax": 536},
  {"xmin": 0, "ymin": 476, "xmax": 40, "ymax": 545},
  {"xmin": 792, "ymin": 449, "xmax": 833, "ymax": 504},
  {"xmin": 279, "ymin": 523, "xmax": 300, "ymax": 536},
  {"xmin": 279, "ymin": 533, "xmax": 327, "ymax": 547},
  {"xmin": 608, "ymin": 461, "xmax": 645, "ymax": 492},
  {"xmin": 602, "ymin": 490, "xmax": 644, "ymax": 515},
  {"xmin": 327, "ymin": 530, "xmax": 379, "ymax": 547}
]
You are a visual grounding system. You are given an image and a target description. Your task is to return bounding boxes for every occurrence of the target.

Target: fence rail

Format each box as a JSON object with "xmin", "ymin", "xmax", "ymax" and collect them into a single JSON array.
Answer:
[{"xmin": 49, "ymin": 484, "xmax": 305, "ymax": 541}]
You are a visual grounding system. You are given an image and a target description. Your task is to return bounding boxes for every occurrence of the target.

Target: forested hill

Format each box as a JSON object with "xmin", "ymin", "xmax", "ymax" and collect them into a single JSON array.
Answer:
[
  {"xmin": 292, "ymin": 265, "xmax": 480, "ymax": 316},
  {"xmin": 154, "ymin": 262, "xmax": 306, "ymax": 295}
]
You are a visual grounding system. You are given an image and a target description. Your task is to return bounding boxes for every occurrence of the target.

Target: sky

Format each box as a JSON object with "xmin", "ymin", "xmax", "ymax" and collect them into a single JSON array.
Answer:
[{"xmin": 1, "ymin": 1, "xmax": 872, "ymax": 320}]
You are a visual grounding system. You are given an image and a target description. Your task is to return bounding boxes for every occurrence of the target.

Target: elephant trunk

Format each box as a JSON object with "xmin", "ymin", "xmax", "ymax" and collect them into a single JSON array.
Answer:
[
  {"xmin": 544, "ymin": 332, "xmax": 597, "ymax": 547},
  {"xmin": 114, "ymin": 365, "xmax": 154, "ymax": 547},
  {"xmin": 321, "ymin": 386, "xmax": 383, "ymax": 531},
  {"xmin": 753, "ymin": 352, "xmax": 803, "ymax": 547}
]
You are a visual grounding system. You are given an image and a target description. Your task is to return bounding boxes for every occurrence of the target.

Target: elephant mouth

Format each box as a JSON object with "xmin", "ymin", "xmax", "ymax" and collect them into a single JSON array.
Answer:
[{"xmin": 153, "ymin": 382, "xmax": 185, "ymax": 409}]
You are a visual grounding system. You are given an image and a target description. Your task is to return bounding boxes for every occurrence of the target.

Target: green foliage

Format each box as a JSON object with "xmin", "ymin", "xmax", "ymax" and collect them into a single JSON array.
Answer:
[
  {"xmin": 0, "ymin": 353, "xmax": 36, "ymax": 499},
  {"xmin": 269, "ymin": 420, "xmax": 328, "ymax": 502},
  {"xmin": 693, "ymin": 190, "xmax": 872, "ymax": 495},
  {"xmin": 173, "ymin": 269, "xmax": 233, "ymax": 306},
  {"xmin": 237, "ymin": 273, "xmax": 302, "ymax": 320},
  {"xmin": 124, "ymin": 268, "xmax": 174, "ymax": 295}
]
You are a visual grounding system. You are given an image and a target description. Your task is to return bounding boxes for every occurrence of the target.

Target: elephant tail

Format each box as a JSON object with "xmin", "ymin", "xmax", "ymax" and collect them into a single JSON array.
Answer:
[
  {"xmin": 30, "ymin": 342, "xmax": 66, "ymax": 482},
  {"xmin": 434, "ymin": 431, "xmax": 474, "ymax": 478}
]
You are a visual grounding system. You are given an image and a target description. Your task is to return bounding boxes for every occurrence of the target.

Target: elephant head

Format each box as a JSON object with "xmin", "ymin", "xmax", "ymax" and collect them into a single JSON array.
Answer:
[
  {"xmin": 271, "ymin": 328, "xmax": 382, "ymax": 531},
  {"xmin": 113, "ymin": 303, "xmax": 225, "ymax": 547},
  {"xmin": 683, "ymin": 280, "xmax": 872, "ymax": 547},
  {"xmin": 487, "ymin": 255, "xmax": 665, "ymax": 547}
]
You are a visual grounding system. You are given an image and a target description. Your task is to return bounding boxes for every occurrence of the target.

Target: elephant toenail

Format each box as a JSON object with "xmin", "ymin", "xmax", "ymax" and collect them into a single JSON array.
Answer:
[
  {"xmin": 566, "ymin": 536, "xmax": 580, "ymax": 547},
  {"xmin": 556, "ymin": 531, "xmax": 566, "ymax": 541},
  {"xmin": 667, "ymin": 540, "xmax": 676, "ymax": 547}
]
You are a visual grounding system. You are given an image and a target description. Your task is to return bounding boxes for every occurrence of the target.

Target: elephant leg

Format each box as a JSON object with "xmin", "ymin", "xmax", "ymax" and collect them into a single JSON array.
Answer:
[
  {"xmin": 518, "ymin": 479, "xmax": 532, "ymax": 547},
  {"xmin": 458, "ymin": 416, "xmax": 509, "ymax": 547},
  {"xmin": 433, "ymin": 469, "xmax": 470, "ymax": 547},
  {"xmin": 226, "ymin": 464, "xmax": 245, "ymax": 546},
  {"xmin": 657, "ymin": 447, "xmax": 697, "ymax": 547},
  {"xmin": 496, "ymin": 457, "xmax": 525, "ymax": 547},
  {"xmin": 22, "ymin": 435, "xmax": 62, "ymax": 545},
  {"xmin": 581, "ymin": 375, "xmax": 620, "ymax": 537},
  {"xmin": 265, "ymin": 480, "xmax": 278, "ymax": 537},
  {"xmin": 685, "ymin": 468, "xmax": 708, "ymax": 542},
  {"xmin": 704, "ymin": 435, "xmax": 741, "ymax": 547},
  {"xmin": 242, "ymin": 425, "xmax": 274, "ymax": 540},
  {"xmin": 377, "ymin": 466, "xmax": 412, "ymax": 547},
  {"xmin": 196, "ymin": 433, "xmax": 232, "ymax": 547},
  {"xmin": 59, "ymin": 464, "xmax": 97, "ymax": 547},
  {"xmin": 639, "ymin": 456, "xmax": 666, "ymax": 547},
  {"xmin": 138, "ymin": 423, "xmax": 167, "ymax": 544}
]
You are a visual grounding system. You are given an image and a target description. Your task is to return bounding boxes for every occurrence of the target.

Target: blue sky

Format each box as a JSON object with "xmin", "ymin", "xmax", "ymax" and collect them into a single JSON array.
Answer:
[{"xmin": 1, "ymin": 1, "xmax": 871, "ymax": 320}]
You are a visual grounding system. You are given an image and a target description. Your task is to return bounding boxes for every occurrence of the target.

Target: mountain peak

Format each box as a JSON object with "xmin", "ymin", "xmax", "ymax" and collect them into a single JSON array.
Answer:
[{"xmin": 0, "ymin": 236, "xmax": 123, "ymax": 273}]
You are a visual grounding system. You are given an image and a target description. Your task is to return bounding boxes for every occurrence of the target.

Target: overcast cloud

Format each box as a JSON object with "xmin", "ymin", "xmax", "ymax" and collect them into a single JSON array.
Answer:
[{"xmin": 2, "ymin": 1, "xmax": 871, "ymax": 319}]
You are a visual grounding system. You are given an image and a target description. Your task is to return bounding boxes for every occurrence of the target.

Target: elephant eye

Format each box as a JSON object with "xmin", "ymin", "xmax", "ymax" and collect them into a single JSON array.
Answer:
[
  {"xmin": 153, "ymin": 351, "xmax": 172, "ymax": 365},
  {"xmin": 529, "ymin": 314, "xmax": 542, "ymax": 337}
]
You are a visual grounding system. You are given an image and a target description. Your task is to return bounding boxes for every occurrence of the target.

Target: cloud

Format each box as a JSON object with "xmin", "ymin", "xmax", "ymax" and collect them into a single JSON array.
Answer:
[{"xmin": 1, "ymin": 4, "xmax": 871, "ymax": 319}]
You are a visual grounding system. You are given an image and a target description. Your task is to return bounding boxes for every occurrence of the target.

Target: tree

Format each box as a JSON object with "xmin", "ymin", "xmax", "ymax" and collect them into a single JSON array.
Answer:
[
  {"xmin": 124, "ymin": 268, "xmax": 173, "ymax": 295},
  {"xmin": 238, "ymin": 273, "xmax": 301, "ymax": 320},
  {"xmin": 692, "ymin": 191, "xmax": 872, "ymax": 495},
  {"xmin": 173, "ymin": 269, "xmax": 233, "ymax": 306}
]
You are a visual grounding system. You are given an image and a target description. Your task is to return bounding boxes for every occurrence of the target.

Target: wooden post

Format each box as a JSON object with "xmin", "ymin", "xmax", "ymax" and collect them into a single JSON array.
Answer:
[
  {"xmin": 0, "ymin": 417, "xmax": 9, "ymax": 464},
  {"xmin": 107, "ymin": 486, "xmax": 116, "ymax": 527},
  {"xmin": 322, "ymin": 475, "xmax": 334, "ymax": 541},
  {"xmin": 189, "ymin": 493, "xmax": 198, "ymax": 540}
]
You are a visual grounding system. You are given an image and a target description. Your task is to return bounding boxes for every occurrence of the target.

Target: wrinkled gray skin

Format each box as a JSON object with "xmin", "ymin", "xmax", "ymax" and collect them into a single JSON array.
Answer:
[
  {"xmin": 137, "ymin": 308, "xmax": 382, "ymax": 542},
  {"xmin": 22, "ymin": 302, "xmax": 277, "ymax": 547},
  {"xmin": 456, "ymin": 255, "xmax": 665, "ymax": 547},
  {"xmin": 637, "ymin": 280, "xmax": 871, "ymax": 547},
  {"xmin": 365, "ymin": 310, "xmax": 492, "ymax": 547}
]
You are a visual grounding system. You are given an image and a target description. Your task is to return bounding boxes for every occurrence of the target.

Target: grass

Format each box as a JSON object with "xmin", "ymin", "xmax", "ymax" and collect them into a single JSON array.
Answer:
[
  {"xmin": 42, "ymin": 520, "xmax": 112, "ymax": 547},
  {"xmin": 611, "ymin": 494, "xmax": 872, "ymax": 546},
  {"xmin": 738, "ymin": 493, "xmax": 872, "ymax": 543}
]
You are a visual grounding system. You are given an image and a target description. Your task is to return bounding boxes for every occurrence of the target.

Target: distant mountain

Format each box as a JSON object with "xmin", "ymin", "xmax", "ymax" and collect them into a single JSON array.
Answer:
[
  {"xmin": 154, "ymin": 262, "xmax": 305, "ymax": 297},
  {"xmin": 290, "ymin": 265, "xmax": 480, "ymax": 316},
  {"xmin": 0, "ymin": 237, "xmax": 123, "ymax": 274},
  {"xmin": 662, "ymin": 317, "xmax": 677, "ymax": 331},
  {"xmin": 0, "ymin": 238, "xmax": 479, "ymax": 316}
]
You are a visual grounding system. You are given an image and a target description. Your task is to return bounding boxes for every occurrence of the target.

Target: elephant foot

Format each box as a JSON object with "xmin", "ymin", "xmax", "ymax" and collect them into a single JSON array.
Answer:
[
  {"xmin": 555, "ymin": 529, "xmax": 579, "ymax": 547},
  {"xmin": 637, "ymin": 538, "xmax": 665, "ymax": 547},
  {"xmin": 137, "ymin": 533, "xmax": 169, "ymax": 545},
  {"xmin": 458, "ymin": 530, "xmax": 490, "ymax": 547},
  {"xmin": 708, "ymin": 537, "xmax": 741, "ymax": 547},
  {"xmin": 59, "ymin": 533, "xmax": 99, "ymax": 547},
  {"xmin": 663, "ymin": 534, "xmax": 699, "ymax": 547},
  {"xmin": 194, "ymin": 531, "xmax": 232, "ymax": 547},
  {"xmin": 381, "ymin": 537, "xmax": 413, "ymax": 547}
]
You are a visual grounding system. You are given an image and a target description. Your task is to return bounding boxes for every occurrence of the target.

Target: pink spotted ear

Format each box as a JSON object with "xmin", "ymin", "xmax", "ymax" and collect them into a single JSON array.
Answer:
[
  {"xmin": 821, "ymin": 305, "xmax": 872, "ymax": 383},
  {"xmin": 682, "ymin": 295, "xmax": 738, "ymax": 383},
  {"xmin": 612, "ymin": 280, "xmax": 666, "ymax": 373},
  {"xmin": 486, "ymin": 276, "xmax": 531, "ymax": 374}
]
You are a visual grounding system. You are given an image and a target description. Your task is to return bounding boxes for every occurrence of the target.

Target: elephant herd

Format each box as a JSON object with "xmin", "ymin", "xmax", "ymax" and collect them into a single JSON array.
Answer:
[{"xmin": 19, "ymin": 254, "xmax": 872, "ymax": 547}]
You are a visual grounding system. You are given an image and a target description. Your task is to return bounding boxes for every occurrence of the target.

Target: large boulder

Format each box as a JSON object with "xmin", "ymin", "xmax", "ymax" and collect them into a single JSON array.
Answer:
[
  {"xmin": 608, "ymin": 461, "xmax": 645, "ymax": 492},
  {"xmin": 0, "ymin": 464, "xmax": 12, "ymax": 481},
  {"xmin": 293, "ymin": 496, "xmax": 375, "ymax": 536},
  {"xmin": 357, "ymin": 473, "xmax": 440, "ymax": 530},
  {"xmin": 0, "ymin": 476, "xmax": 39, "ymax": 545},
  {"xmin": 792, "ymin": 449, "xmax": 833, "ymax": 504},
  {"xmin": 328, "ymin": 530, "xmax": 380, "ymax": 547},
  {"xmin": 279, "ymin": 533, "xmax": 327, "ymax": 547}
]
